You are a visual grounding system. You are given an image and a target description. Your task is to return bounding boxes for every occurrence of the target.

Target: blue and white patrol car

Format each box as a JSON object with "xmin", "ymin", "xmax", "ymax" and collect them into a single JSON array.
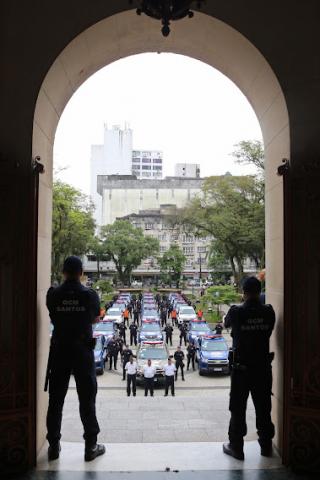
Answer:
[{"xmin": 197, "ymin": 335, "xmax": 230, "ymax": 375}]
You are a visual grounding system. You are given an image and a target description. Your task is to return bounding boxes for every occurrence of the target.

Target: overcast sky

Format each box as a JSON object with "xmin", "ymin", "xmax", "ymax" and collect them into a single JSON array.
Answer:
[{"xmin": 54, "ymin": 53, "xmax": 262, "ymax": 194}]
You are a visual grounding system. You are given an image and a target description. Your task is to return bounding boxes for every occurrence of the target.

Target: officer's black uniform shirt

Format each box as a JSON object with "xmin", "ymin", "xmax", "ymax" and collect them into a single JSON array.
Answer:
[
  {"xmin": 46, "ymin": 280, "xmax": 100, "ymax": 342},
  {"xmin": 174, "ymin": 350, "xmax": 185, "ymax": 364},
  {"xmin": 225, "ymin": 299, "xmax": 275, "ymax": 366},
  {"xmin": 164, "ymin": 325, "xmax": 173, "ymax": 335},
  {"xmin": 187, "ymin": 344, "xmax": 196, "ymax": 357},
  {"xmin": 129, "ymin": 324, "xmax": 137, "ymax": 333},
  {"xmin": 122, "ymin": 349, "xmax": 133, "ymax": 363}
]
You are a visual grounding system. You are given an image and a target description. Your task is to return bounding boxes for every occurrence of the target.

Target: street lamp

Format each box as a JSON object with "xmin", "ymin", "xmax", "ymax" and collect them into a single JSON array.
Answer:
[{"xmin": 130, "ymin": 0, "xmax": 205, "ymax": 36}]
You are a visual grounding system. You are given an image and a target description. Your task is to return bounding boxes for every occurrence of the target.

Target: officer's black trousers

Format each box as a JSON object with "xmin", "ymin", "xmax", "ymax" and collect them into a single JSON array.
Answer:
[
  {"xmin": 130, "ymin": 332, "xmax": 137, "ymax": 346},
  {"xmin": 144, "ymin": 377, "xmax": 154, "ymax": 396},
  {"xmin": 123, "ymin": 360, "xmax": 128, "ymax": 380},
  {"xmin": 187, "ymin": 355, "xmax": 195, "ymax": 370},
  {"xmin": 127, "ymin": 374, "xmax": 136, "ymax": 396},
  {"xmin": 179, "ymin": 334, "xmax": 187, "ymax": 346},
  {"xmin": 175, "ymin": 362, "xmax": 184, "ymax": 380},
  {"xmin": 228, "ymin": 366, "xmax": 275, "ymax": 449},
  {"xmin": 166, "ymin": 334, "xmax": 172, "ymax": 346},
  {"xmin": 165, "ymin": 376, "xmax": 175, "ymax": 395},
  {"xmin": 46, "ymin": 344, "xmax": 100, "ymax": 446},
  {"xmin": 109, "ymin": 353, "xmax": 118, "ymax": 369}
]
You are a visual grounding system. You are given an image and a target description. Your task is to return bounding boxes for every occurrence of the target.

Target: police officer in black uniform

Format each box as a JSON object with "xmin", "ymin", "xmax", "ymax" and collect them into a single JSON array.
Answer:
[
  {"xmin": 121, "ymin": 345, "xmax": 133, "ymax": 380},
  {"xmin": 160, "ymin": 307, "xmax": 167, "ymax": 327},
  {"xmin": 107, "ymin": 336, "xmax": 119, "ymax": 370},
  {"xmin": 214, "ymin": 322, "xmax": 223, "ymax": 335},
  {"xmin": 163, "ymin": 324, "xmax": 173, "ymax": 346},
  {"xmin": 129, "ymin": 322, "xmax": 138, "ymax": 346},
  {"xmin": 187, "ymin": 342, "xmax": 196, "ymax": 370},
  {"xmin": 223, "ymin": 277, "xmax": 275, "ymax": 460},
  {"xmin": 45, "ymin": 256, "xmax": 105, "ymax": 462},
  {"xmin": 174, "ymin": 346, "xmax": 185, "ymax": 381},
  {"xmin": 118, "ymin": 322, "xmax": 127, "ymax": 344},
  {"xmin": 179, "ymin": 323, "xmax": 188, "ymax": 346},
  {"xmin": 132, "ymin": 305, "xmax": 139, "ymax": 325}
]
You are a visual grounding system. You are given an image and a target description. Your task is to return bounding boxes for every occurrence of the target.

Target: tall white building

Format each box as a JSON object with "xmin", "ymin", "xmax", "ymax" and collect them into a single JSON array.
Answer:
[
  {"xmin": 132, "ymin": 150, "xmax": 163, "ymax": 179},
  {"xmin": 174, "ymin": 163, "xmax": 200, "ymax": 178},
  {"xmin": 90, "ymin": 124, "xmax": 163, "ymax": 225}
]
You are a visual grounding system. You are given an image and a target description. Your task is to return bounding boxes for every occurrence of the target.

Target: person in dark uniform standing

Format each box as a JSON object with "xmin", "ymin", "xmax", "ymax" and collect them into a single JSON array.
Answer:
[
  {"xmin": 107, "ymin": 336, "xmax": 119, "ymax": 370},
  {"xmin": 118, "ymin": 322, "xmax": 127, "ymax": 344},
  {"xmin": 160, "ymin": 307, "xmax": 167, "ymax": 327},
  {"xmin": 179, "ymin": 323, "xmax": 188, "ymax": 346},
  {"xmin": 174, "ymin": 346, "xmax": 185, "ymax": 381},
  {"xmin": 45, "ymin": 256, "xmax": 105, "ymax": 462},
  {"xmin": 186, "ymin": 342, "xmax": 196, "ymax": 371},
  {"xmin": 163, "ymin": 324, "xmax": 173, "ymax": 346},
  {"xmin": 223, "ymin": 277, "xmax": 275, "ymax": 460},
  {"xmin": 133, "ymin": 305, "xmax": 139, "ymax": 325},
  {"xmin": 214, "ymin": 322, "xmax": 223, "ymax": 335},
  {"xmin": 121, "ymin": 345, "xmax": 133, "ymax": 381},
  {"xmin": 129, "ymin": 322, "xmax": 138, "ymax": 346}
]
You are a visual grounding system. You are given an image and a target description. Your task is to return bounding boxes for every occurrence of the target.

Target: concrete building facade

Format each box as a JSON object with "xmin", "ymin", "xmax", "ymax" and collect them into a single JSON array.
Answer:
[
  {"xmin": 174, "ymin": 163, "xmax": 200, "ymax": 178},
  {"xmin": 97, "ymin": 175, "xmax": 203, "ymax": 225}
]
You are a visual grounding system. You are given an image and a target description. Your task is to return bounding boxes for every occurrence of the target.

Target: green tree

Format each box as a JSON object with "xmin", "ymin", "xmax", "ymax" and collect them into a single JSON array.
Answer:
[
  {"xmin": 180, "ymin": 174, "xmax": 264, "ymax": 287},
  {"xmin": 231, "ymin": 140, "xmax": 264, "ymax": 172},
  {"xmin": 206, "ymin": 285, "xmax": 241, "ymax": 318},
  {"xmin": 100, "ymin": 220, "xmax": 159, "ymax": 285},
  {"xmin": 159, "ymin": 244, "xmax": 186, "ymax": 288},
  {"xmin": 52, "ymin": 180, "xmax": 95, "ymax": 282},
  {"xmin": 89, "ymin": 236, "xmax": 111, "ymax": 278}
]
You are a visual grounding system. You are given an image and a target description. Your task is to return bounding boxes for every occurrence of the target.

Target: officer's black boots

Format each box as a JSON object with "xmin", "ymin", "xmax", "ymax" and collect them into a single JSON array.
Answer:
[
  {"xmin": 48, "ymin": 442, "xmax": 61, "ymax": 461},
  {"xmin": 85, "ymin": 443, "xmax": 106, "ymax": 462},
  {"xmin": 222, "ymin": 442, "xmax": 244, "ymax": 461},
  {"xmin": 260, "ymin": 444, "xmax": 273, "ymax": 457}
]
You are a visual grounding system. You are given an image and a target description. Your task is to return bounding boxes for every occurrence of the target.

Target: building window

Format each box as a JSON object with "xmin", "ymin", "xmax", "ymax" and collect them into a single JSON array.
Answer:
[
  {"xmin": 182, "ymin": 234, "xmax": 193, "ymax": 243},
  {"xmin": 142, "ymin": 151, "xmax": 151, "ymax": 157},
  {"xmin": 132, "ymin": 157, "xmax": 141, "ymax": 163},
  {"xmin": 158, "ymin": 233, "xmax": 167, "ymax": 241},
  {"xmin": 153, "ymin": 165, "xmax": 162, "ymax": 170},
  {"xmin": 142, "ymin": 158, "xmax": 151, "ymax": 163},
  {"xmin": 142, "ymin": 165, "xmax": 152, "ymax": 170},
  {"xmin": 160, "ymin": 246, "xmax": 167, "ymax": 253},
  {"xmin": 153, "ymin": 158, "xmax": 162, "ymax": 164},
  {"xmin": 183, "ymin": 246, "xmax": 194, "ymax": 254},
  {"xmin": 132, "ymin": 165, "xmax": 140, "ymax": 170},
  {"xmin": 171, "ymin": 233, "xmax": 179, "ymax": 241},
  {"xmin": 197, "ymin": 246, "xmax": 207, "ymax": 253},
  {"xmin": 142, "ymin": 172, "xmax": 152, "ymax": 177},
  {"xmin": 133, "ymin": 151, "xmax": 140, "ymax": 156},
  {"xmin": 145, "ymin": 223, "xmax": 154, "ymax": 230}
]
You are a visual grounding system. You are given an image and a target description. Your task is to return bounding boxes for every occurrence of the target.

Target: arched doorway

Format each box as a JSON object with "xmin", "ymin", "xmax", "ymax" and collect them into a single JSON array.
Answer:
[{"xmin": 33, "ymin": 9, "xmax": 289, "ymax": 464}]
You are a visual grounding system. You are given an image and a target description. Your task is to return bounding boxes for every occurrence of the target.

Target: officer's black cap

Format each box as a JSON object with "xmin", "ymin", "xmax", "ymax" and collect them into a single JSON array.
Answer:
[
  {"xmin": 63, "ymin": 256, "xmax": 83, "ymax": 274},
  {"xmin": 243, "ymin": 276, "xmax": 261, "ymax": 295}
]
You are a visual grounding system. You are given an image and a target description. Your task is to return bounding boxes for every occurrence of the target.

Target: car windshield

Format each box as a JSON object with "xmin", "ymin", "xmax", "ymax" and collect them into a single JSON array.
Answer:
[
  {"xmin": 138, "ymin": 347, "xmax": 167, "ymax": 359},
  {"xmin": 107, "ymin": 309, "xmax": 121, "ymax": 315},
  {"xmin": 191, "ymin": 324, "xmax": 210, "ymax": 332},
  {"xmin": 94, "ymin": 323, "xmax": 113, "ymax": 332},
  {"xmin": 143, "ymin": 310, "xmax": 158, "ymax": 316},
  {"xmin": 141, "ymin": 324, "xmax": 160, "ymax": 331},
  {"xmin": 201, "ymin": 340, "xmax": 228, "ymax": 351},
  {"xmin": 180, "ymin": 307, "xmax": 195, "ymax": 314}
]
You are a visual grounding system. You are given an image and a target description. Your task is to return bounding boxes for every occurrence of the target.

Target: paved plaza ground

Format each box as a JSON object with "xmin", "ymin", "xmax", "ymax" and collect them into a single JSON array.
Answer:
[{"xmin": 63, "ymin": 327, "xmax": 257, "ymax": 444}]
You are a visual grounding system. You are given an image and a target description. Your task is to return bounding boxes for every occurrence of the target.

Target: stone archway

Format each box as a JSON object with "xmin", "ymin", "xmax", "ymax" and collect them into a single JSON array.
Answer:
[{"xmin": 33, "ymin": 9, "xmax": 289, "ymax": 459}]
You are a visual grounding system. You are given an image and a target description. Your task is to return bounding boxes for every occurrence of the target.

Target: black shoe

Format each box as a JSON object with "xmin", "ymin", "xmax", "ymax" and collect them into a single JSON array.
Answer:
[
  {"xmin": 172, "ymin": 394, "xmax": 175, "ymax": 396},
  {"xmin": 122, "ymin": 378, "xmax": 125, "ymax": 381},
  {"xmin": 85, "ymin": 443, "xmax": 106, "ymax": 462},
  {"xmin": 164, "ymin": 394, "xmax": 168, "ymax": 396},
  {"xmin": 48, "ymin": 442, "xmax": 61, "ymax": 461},
  {"xmin": 133, "ymin": 393, "xmax": 136, "ymax": 396},
  {"xmin": 222, "ymin": 442, "xmax": 244, "ymax": 460},
  {"xmin": 260, "ymin": 445, "xmax": 273, "ymax": 457},
  {"xmin": 182, "ymin": 378, "xmax": 185, "ymax": 381}
]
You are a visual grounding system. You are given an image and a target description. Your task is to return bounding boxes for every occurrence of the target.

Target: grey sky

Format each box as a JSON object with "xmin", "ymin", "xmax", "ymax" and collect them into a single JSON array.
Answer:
[{"xmin": 54, "ymin": 53, "xmax": 262, "ymax": 194}]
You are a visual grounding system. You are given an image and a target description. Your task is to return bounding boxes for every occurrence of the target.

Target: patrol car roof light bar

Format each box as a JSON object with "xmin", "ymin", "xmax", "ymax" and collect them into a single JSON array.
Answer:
[{"xmin": 129, "ymin": 0, "xmax": 205, "ymax": 37}]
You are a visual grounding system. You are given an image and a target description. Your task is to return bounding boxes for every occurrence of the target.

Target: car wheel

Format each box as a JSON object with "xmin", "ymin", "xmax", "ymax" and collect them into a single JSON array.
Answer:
[{"xmin": 199, "ymin": 370, "xmax": 204, "ymax": 376}]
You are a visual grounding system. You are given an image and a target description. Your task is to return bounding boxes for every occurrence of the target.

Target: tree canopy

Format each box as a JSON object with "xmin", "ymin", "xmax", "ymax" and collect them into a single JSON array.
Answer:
[
  {"xmin": 158, "ymin": 243, "xmax": 186, "ymax": 287},
  {"xmin": 180, "ymin": 174, "xmax": 264, "ymax": 286},
  {"xmin": 52, "ymin": 180, "xmax": 95, "ymax": 282},
  {"xmin": 100, "ymin": 220, "xmax": 159, "ymax": 285},
  {"xmin": 231, "ymin": 140, "xmax": 264, "ymax": 172}
]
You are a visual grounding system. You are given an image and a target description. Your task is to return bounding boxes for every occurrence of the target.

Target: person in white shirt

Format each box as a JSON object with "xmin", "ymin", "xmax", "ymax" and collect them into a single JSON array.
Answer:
[
  {"xmin": 164, "ymin": 357, "xmax": 176, "ymax": 397},
  {"xmin": 125, "ymin": 356, "xmax": 137, "ymax": 397},
  {"xmin": 143, "ymin": 359, "xmax": 156, "ymax": 397}
]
